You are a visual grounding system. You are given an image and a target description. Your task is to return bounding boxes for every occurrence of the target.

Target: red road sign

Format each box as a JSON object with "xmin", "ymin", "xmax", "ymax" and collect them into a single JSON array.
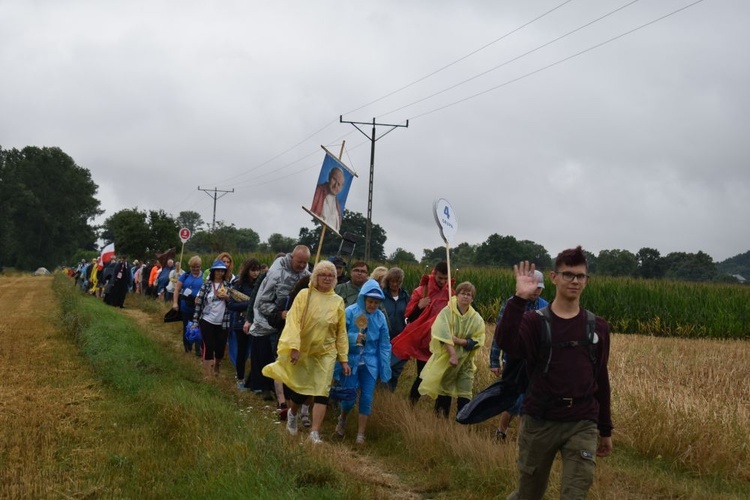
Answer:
[{"xmin": 179, "ymin": 228, "xmax": 191, "ymax": 243}]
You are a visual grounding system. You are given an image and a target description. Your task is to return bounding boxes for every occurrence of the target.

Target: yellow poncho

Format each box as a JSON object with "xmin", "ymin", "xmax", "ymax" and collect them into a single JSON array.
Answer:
[
  {"xmin": 262, "ymin": 286, "xmax": 348, "ymax": 397},
  {"xmin": 419, "ymin": 296, "xmax": 486, "ymax": 399}
]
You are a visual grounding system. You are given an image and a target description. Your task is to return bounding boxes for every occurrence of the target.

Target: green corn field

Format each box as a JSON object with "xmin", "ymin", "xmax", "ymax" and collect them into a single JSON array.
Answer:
[{"xmin": 192, "ymin": 253, "xmax": 750, "ymax": 339}]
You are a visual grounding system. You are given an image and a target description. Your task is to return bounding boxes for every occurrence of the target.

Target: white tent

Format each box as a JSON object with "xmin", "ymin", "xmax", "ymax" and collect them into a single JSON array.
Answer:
[{"xmin": 33, "ymin": 267, "xmax": 50, "ymax": 276}]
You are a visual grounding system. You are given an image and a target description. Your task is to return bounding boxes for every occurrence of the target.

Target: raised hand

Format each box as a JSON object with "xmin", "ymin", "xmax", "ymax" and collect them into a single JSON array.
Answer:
[{"xmin": 513, "ymin": 261, "xmax": 539, "ymax": 300}]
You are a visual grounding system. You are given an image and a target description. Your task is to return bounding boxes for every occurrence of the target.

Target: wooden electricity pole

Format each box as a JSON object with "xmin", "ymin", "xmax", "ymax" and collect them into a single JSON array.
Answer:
[{"xmin": 339, "ymin": 115, "xmax": 408, "ymax": 261}]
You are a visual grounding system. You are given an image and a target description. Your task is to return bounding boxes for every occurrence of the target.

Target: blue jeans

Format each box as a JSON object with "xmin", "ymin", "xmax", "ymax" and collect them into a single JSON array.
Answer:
[{"xmin": 340, "ymin": 368, "xmax": 377, "ymax": 416}]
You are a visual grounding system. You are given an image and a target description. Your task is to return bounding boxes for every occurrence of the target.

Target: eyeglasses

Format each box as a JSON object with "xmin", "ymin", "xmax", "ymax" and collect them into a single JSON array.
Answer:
[
  {"xmin": 319, "ymin": 274, "xmax": 336, "ymax": 279},
  {"xmin": 556, "ymin": 271, "xmax": 589, "ymax": 283},
  {"xmin": 352, "ymin": 269, "xmax": 368, "ymax": 274}
]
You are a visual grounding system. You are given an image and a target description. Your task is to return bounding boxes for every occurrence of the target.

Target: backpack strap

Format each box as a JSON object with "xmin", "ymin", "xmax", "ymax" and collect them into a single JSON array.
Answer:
[
  {"xmin": 530, "ymin": 306, "xmax": 599, "ymax": 416},
  {"xmin": 535, "ymin": 306, "xmax": 553, "ymax": 375}
]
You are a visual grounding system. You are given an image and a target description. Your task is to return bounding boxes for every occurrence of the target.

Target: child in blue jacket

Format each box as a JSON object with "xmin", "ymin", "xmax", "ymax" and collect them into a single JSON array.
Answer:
[{"xmin": 334, "ymin": 279, "xmax": 391, "ymax": 444}]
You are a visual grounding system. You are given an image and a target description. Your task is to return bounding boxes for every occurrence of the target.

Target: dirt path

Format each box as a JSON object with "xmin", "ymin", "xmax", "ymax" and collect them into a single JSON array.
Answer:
[{"xmin": 121, "ymin": 299, "xmax": 424, "ymax": 499}]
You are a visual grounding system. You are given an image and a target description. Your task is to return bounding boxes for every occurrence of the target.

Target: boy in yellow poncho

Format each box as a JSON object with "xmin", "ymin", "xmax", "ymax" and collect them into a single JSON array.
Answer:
[
  {"xmin": 419, "ymin": 281, "xmax": 485, "ymax": 418},
  {"xmin": 262, "ymin": 260, "xmax": 350, "ymax": 443}
]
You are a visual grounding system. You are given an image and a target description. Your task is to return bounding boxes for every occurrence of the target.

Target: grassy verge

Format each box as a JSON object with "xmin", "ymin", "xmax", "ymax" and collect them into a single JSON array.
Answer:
[{"xmin": 51, "ymin": 275, "xmax": 370, "ymax": 498}]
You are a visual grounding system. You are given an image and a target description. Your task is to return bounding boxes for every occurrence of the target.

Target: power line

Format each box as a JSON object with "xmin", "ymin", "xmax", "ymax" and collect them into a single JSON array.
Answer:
[
  {"xmin": 197, "ymin": 2, "xmax": 574, "ymax": 196},
  {"xmin": 378, "ymin": 0, "xmax": 642, "ymax": 120},
  {"xmin": 342, "ymin": 0, "xmax": 575, "ymax": 117},
  {"xmin": 210, "ymin": 118, "xmax": 340, "ymax": 190},
  {"xmin": 407, "ymin": 0, "xmax": 706, "ymax": 122}
]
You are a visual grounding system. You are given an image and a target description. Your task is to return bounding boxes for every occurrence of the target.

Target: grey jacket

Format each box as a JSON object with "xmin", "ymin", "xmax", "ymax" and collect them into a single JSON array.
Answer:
[{"xmin": 249, "ymin": 253, "xmax": 311, "ymax": 337}]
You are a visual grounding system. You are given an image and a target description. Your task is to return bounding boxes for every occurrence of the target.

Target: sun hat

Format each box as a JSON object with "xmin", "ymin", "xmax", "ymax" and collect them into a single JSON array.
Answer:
[
  {"xmin": 210, "ymin": 260, "xmax": 228, "ymax": 270},
  {"xmin": 533, "ymin": 270, "xmax": 545, "ymax": 288}
]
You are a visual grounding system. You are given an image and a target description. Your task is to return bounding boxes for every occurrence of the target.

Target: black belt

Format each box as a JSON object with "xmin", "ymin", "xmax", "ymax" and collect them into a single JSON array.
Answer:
[{"xmin": 553, "ymin": 396, "xmax": 591, "ymax": 407}]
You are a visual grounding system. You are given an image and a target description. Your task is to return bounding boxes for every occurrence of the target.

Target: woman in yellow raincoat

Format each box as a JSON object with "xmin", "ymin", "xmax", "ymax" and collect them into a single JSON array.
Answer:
[
  {"xmin": 262, "ymin": 260, "xmax": 351, "ymax": 443},
  {"xmin": 419, "ymin": 281, "xmax": 485, "ymax": 418}
]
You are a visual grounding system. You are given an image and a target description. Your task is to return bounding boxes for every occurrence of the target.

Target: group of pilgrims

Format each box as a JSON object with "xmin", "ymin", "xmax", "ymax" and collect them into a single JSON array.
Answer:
[
  {"xmin": 173, "ymin": 245, "xmax": 494, "ymax": 445},
  {"xmin": 74, "ymin": 246, "xmax": 512, "ymax": 445},
  {"xmin": 72, "ymin": 243, "xmax": 611, "ymax": 498}
]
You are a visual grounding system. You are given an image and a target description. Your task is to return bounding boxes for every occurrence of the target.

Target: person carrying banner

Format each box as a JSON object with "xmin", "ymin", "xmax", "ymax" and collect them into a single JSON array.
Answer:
[
  {"xmin": 262, "ymin": 261, "xmax": 350, "ymax": 444},
  {"xmin": 390, "ymin": 261, "xmax": 453, "ymax": 402},
  {"xmin": 497, "ymin": 249, "xmax": 612, "ymax": 499}
]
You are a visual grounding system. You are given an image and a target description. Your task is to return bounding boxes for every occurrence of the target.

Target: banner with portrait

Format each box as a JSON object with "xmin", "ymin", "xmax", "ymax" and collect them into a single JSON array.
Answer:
[{"xmin": 303, "ymin": 146, "xmax": 356, "ymax": 235}]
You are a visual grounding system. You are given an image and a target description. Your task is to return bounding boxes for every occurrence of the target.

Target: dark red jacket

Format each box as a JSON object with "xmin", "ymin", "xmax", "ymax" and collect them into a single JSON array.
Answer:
[
  {"xmin": 496, "ymin": 295, "xmax": 613, "ymax": 437},
  {"xmin": 391, "ymin": 273, "xmax": 454, "ymax": 362}
]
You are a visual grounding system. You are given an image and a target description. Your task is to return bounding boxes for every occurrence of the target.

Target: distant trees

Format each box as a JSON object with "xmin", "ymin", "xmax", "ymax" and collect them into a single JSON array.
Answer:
[
  {"xmin": 388, "ymin": 247, "xmax": 418, "ymax": 264},
  {"xmin": 176, "ymin": 211, "xmax": 205, "ymax": 233},
  {"xmin": 594, "ymin": 247, "xmax": 718, "ymax": 282},
  {"xmin": 186, "ymin": 222, "xmax": 260, "ymax": 254},
  {"xmin": 716, "ymin": 250, "xmax": 750, "ymax": 279},
  {"xmin": 597, "ymin": 249, "xmax": 638, "ymax": 277},
  {"xmin": 423, "ymin": 234, "xmax": 551, "ymax": 269},
  {"xmin": 0, "ymin": 146, "xmax": 101, "ymax": 269},
  {"xmin": 298, "ymin": 210, "xmax": 387, "ymax": 261},
  {"xmin": 636, "ymin": 247, "xmax": 665, "ymax": 279},
  {"xmin": 259, "ymin": 233, "xmax": 297, "ymax": 254},
  {"xmin": 100, "ymin": 208, "xmax": 180, "ymax": 260}
]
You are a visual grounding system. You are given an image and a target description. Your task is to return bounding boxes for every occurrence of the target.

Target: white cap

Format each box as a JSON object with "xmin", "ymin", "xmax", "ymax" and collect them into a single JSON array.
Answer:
[{"xmin": 533, "ymin": 270, "xmax": 545, "ymax": 289}]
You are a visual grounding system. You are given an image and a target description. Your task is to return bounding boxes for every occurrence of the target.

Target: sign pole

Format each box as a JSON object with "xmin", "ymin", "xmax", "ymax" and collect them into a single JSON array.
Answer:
[
  {"xmin": 433, "ymin": 198, "xmax": 459, "ymax": 333},
  {"xmin": 178, "ymin": 228, "xmax": 192, "ymax": 266}
]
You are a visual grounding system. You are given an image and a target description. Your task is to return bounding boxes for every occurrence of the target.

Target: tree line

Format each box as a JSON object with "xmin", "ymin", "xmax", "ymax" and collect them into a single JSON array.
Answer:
[{"xmin": 1, "ymin": 145, "xmax": 747, "ymax": 284}]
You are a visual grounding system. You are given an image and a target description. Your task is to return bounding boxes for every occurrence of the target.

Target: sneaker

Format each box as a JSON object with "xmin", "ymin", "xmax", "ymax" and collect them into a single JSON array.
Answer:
[
  {"xmin": 236, "ymin": 380, "xmax": 248, "ymax": 392},
  {"xmin": 308, "ymin": 431, "xmax": 322, "ymax": 444},
  {"xmin": 300, "ymin": 412, "xmax": 311, "ymax": 428},
  {"xmin": 355, "ymin": 433, "xmax": 365, "ymax": 445},
  {"xmin": 335, "ymin": 415, "xmax": 347, "ymax": 437},
  {"xmin": 286, "ymin": 410, "xmax": 298, "ymax": 435}
]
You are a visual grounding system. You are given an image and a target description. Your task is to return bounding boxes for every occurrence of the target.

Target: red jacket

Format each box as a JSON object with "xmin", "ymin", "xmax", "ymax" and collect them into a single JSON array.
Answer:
[{"xmin": 391, "ymin": 273, "xmax": 454, "ymax": 362}]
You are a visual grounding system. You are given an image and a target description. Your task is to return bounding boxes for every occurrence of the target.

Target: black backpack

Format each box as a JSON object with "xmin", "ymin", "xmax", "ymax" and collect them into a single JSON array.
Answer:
[
  {"xmin": 530, "ymin": 306, "xmax": 599, "ymax": 414},
  {"xmin": 534, "ymin": 306, "xmax": 598, "ymax": 376}
]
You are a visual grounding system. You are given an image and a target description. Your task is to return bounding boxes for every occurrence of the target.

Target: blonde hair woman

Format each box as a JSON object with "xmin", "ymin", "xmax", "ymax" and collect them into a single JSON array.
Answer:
[{"xmin": 262, "ymin": 260, "xmax": 351, "ymax": 443}]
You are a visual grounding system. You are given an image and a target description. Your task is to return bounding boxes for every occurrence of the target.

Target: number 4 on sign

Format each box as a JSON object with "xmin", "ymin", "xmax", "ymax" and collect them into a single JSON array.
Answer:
[
  {"xmin": 433, "ymin": 198, "xmax": 457, "ymax": 245},
  {"xmin": 433, "ymin": 198, "xmax": 458, "ymax": 300}
]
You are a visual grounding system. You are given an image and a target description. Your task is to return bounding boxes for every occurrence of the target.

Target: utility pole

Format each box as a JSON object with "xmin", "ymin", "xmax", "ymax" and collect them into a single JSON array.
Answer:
[
  {"xmin": 197, "ymin": 186, "xmax": 234, "ymax": 232},
  {"xmin": 339, "ymin": 115, "xmax": 408, "ymax": 261}
]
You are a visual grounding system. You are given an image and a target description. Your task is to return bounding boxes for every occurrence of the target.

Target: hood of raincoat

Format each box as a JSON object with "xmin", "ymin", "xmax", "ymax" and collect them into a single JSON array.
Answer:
[{"xmin": 356, "ymin": 278, "xmax": 385, "ymax": 312}]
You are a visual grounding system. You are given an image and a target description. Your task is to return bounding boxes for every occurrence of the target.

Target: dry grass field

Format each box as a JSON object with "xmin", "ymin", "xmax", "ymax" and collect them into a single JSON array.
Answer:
[{"xmin": 1, "ymin": 274, "xmax": 749, "ymax": 498}]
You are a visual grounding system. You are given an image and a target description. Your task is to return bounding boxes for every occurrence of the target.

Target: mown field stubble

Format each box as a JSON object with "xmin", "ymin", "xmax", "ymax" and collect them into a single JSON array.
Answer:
[{"xmin": 1, "ymin": 274, "xmax": 749, "ymax": 499}]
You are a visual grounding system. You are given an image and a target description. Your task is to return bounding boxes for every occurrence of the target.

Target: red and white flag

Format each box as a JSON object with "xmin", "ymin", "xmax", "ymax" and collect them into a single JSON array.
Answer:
[{"xmin": 100, "ymin": 242, "xmax": 115, "ymax": 264}]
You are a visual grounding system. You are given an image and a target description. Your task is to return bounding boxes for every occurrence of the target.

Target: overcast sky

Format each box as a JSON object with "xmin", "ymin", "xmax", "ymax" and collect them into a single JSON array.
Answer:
[{"xmin": 2, "ymin": 0, "xmax": 748, "ymax": 263}]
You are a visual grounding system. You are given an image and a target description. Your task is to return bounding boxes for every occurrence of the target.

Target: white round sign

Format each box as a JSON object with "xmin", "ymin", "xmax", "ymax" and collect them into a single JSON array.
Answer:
[
  {"xmin": 179, "ymin": 227, "xmax": 191, "ymax": 243},
  {"xmin": 433, "ymin": 198, "xmax": 458, "ymax": 244}
]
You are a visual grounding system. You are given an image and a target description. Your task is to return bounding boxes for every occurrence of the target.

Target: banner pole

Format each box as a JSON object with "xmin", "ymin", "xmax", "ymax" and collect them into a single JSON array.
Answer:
[{"xmin": 302, "ymin": 141, "xmax": 346, "ymax": 328}]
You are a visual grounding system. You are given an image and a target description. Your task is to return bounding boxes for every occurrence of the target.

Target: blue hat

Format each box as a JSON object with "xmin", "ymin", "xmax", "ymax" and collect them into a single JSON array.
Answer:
[{"xmin": 210, "ymin": 260, "xmax": 228, "ymax": 270}]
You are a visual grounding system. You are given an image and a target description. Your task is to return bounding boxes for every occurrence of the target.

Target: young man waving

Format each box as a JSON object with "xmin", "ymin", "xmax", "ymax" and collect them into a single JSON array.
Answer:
[{"xmin": 496, "ymin": 246, "xmax": 613, "ymax": 499}]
